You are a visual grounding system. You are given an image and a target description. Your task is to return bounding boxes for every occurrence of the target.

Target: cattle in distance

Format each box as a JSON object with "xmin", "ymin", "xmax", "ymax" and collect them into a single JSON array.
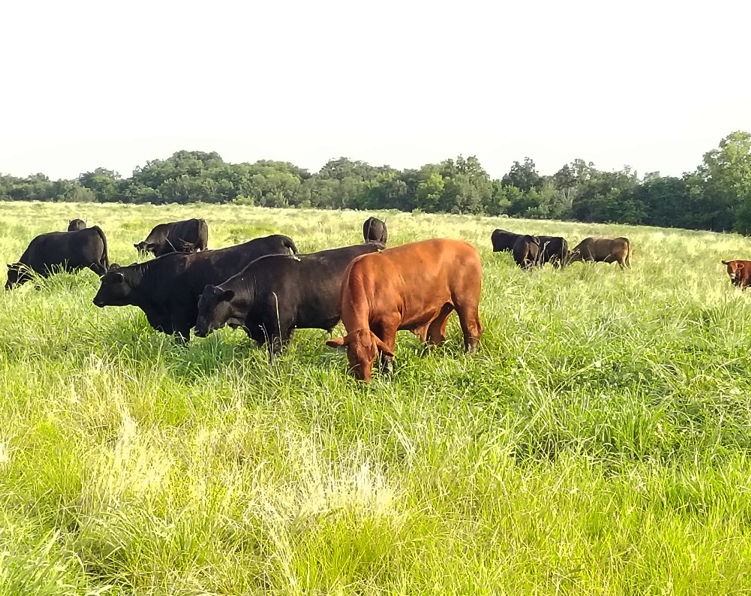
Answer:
[
  {"xmin": 326, "ymin": 238, "xmax": 483, "ymax": 381},
  {"xmin": 134, "ymin": 222, "xmax": 177, "ymax": 257},
  {"xmin": 154, "ymin": 218, "xmax": 209, "ymax": 257},
  {"xmin": 6, "ymin": 227, "xmax": 110, "ymax": 289},
  {"xmin": 493, "ymin": 229, "xmax": 569, "ymax": 269},
  {"xmin": 512, "ymin": 235, "xmax": 540, "ymax": 269},
  {"xmin": 568, "ymin": 237, "xmax": 631, "ymax": 269},
  {"xmin": 536, "ymin": 235, "xmax": 569, "ymax": 268},
  {"xmin": 491, "ymin": 229, "xmax": 524, "ymax": 253},
  {"xmin": 362, "ymin": 217, "xmax": 388, "ymax": 246},
  {"xmin": 722, "ymin": 260, "xmax": 751, "ymax": 290}
]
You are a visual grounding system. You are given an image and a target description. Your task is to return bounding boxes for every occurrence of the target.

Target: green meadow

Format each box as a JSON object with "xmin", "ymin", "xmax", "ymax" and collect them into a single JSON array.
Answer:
[{"xmin": 2, "ymin": 201, "xmax": 751, "ymax": 595}]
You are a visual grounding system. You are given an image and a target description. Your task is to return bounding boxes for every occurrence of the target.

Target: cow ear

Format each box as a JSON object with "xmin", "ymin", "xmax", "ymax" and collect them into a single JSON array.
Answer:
[
  {"xmin": 326, "ymin": 336, "xmax": 346, "ymax": 349},
  {"xmin": 110, "ymin": 272, "xmax": 124, "ymax": 283},
  {"xmin": 722, "ymin": 260, "xmax": 729, "ymax": 265},
  {"xmin": 220, "ymin": 290, "xmax": 235, "ymax": 302},
  {"xmin": 738, "ymin": 263, "xmax": 745, "ymax": 270},
  {"xmin": 374, "ymin": 335, "xmax": 394, "ymax": 358}
]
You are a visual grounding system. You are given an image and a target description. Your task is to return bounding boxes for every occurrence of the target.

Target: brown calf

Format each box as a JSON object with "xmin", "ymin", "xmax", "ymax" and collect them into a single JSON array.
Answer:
[
  {"xmin": 326, "ymin": 238, "xmax": 483, "ymax": 381},
  {"xmin": 722, "ymin": 260, "xmax": 751, "ymax": 290},
  {"xmin": 568, "ymin": 237, "xmax": 631, "ymax": 269}
]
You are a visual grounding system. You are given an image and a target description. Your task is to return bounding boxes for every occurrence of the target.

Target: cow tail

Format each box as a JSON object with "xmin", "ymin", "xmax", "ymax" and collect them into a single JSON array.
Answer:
[
  {"xmin": 284, "ymin": 237, "xmax": 298, "ymax": 255},
  {"xmin": 269, "ymin": 291, "xmax": 281, "ymax": 365},
  {"xmin": 625, "ymin": 238, "xmax": 632, "ymax": 268},
  {"xmin": 200, "ymin": 218, "xmax": 209, "ymax": 250},
  {"xmin": 93, "ymin": 226, "xmax": 110, "ymax": 270}
]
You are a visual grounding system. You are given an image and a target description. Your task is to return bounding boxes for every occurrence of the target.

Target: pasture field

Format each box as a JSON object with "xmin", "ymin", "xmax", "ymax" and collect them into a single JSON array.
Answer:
[{"xmin": 2, "ymin": 201, "xmax": 751, "ymax": 595}]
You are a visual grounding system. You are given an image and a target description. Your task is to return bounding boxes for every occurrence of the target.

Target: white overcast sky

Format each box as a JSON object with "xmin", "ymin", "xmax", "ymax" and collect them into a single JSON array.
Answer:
[{"xmin": 1, "ymin": 0, "xmax": 749, "ymax": 180}]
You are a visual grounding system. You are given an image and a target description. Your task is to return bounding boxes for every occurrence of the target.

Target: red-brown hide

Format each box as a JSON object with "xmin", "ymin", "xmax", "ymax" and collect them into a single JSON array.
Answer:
[
  {"xmin": 326, "ymin": 238, "xmax": 483, "ymax": 381},
  {"xmin": 722, "ymin": 259, "xmax": 751, "ymax": 290}
]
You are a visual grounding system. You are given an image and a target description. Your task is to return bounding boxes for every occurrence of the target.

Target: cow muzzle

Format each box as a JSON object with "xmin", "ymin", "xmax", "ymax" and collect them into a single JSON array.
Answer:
[{"xmin": 92, "ymin": 297, "xmax": 105, "ymax": 308}]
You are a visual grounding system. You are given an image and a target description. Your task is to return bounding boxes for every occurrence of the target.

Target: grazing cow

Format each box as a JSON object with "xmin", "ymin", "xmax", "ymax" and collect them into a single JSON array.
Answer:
[
  {"xmin": 6, "ymin": 227, "xmax": 109, "ymax": 289},
  {"xmin": 325, "ymin": 238, "xmax": 483, "ymax": 381},
  {"xmin": 93, "ymin": 235, "xmax": 297, "ymax": 342},
  {"xmin": 491, "ymin": 229, "xmax": 523, "ymax": 252},
  {"xmin": 721, "ymin": 260, "xmax": 751, "ymax": 290},
  {"xmin": 536, "ymin": 235, "xmax": 569, "ymax": 268},
  {"xmin": 568, "ymin": 237, "xmax": 631, "ymax": 269},
  {"xmin": 512, "ymin": 235, "xmax": 540, "ymax": 269},
  {"xmin": 68, "ymin": 219, "xmax": 86, "ymax": 231},
  {"xmin": 134, "ymin": 222, "xmax": 177, "ymax": 256},
  {"xmin": 154, "ymin": 218, "xmax": 209, "ymax": 257},
  {"xmin": 362, "ymin": 217, "xmax": 388, "ymax": 246},
  {"xmin": 195, "ymin": 243, "xmax": 381, "ymax": 354}
]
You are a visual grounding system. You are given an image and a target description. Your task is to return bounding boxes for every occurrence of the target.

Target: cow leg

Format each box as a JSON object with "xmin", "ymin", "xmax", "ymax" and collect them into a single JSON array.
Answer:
[
  {"xmin": 143, "ymin": 310, "xmax": 173, "ymax": 335},
  {"xmin": 265, "ymin": 322, "xmax": 293, "ymax": 365},
  {"xmin": 170, "ymin": 309, "xmax": 194, "ymax": 345},
  {"xmin": 455, "ymin": 302, "xmax": 482, "ymax": 353},
  {"xmin": 426, "ymin": 304, "xmax": 454, "ymax": 346},
  {"xmin": 372, "ymin": 321, "xmax": 398, "ymax": 376},
  {"xmin": 411, "ymin": 324, "xmax": 429, "ymax": 342}
]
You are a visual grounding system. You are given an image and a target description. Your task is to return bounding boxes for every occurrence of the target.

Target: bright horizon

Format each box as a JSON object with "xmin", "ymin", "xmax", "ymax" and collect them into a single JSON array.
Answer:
[{"xmin": 2, "ymin": 0, "xmax": 750, "ymax": 181}]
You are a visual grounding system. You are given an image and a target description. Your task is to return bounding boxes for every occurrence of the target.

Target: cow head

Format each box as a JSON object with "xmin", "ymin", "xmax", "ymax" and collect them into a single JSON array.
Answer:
[
  {"xmin": 93, "ymin": 270, "xmax": 132, "ymax": 307},
  {"xmin": 5, "ymin": 262, "xmax": 32, "ymax": 290},
  {"xmin": 326, "ymin": 329, "xmax": 394, "ymax": 382},
  {"xmin": 565, "ymin": 248, "xmax": 582, "ymax": 265},
  {"xmin": 195, "ymin": 285, "xmax": 235, "ymax": 337},
  {"xmin": 134, "ymin": 242, "xmax": 158, "ymax": 257},
  {"xmin": 722, "ymin": 260, "xmax": 743, "ymax": 282}
]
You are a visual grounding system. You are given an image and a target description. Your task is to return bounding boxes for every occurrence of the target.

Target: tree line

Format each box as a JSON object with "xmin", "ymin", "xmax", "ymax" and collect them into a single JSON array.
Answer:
[{"xmin": 3, "ymin": 131, "xmax": 751, "ymax": 234}]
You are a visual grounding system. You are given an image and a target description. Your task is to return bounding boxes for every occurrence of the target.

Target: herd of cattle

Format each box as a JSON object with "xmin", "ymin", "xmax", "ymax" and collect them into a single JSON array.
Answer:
[
  {"xmin": 4, "ymin": 213, "xmax": 742, "ymax": 380},
  {"xmin": 490, "ymin": 229, "xmax": 632, "ymax": 270}
]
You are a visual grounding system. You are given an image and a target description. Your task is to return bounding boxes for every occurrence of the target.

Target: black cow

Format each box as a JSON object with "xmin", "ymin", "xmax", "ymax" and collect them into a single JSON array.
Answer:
[
  {"xmin": 491, "ymin": 229, "xmax": 523, "ymax": 252},
  {"xmin": 68, "ymin": 219, "xmax": 86, "ymax": 231},
  {"xmin": 93, "ymin": 235, "xmax": 297, "ymax": 341},
  {"xmin": 195, "ymin": 244, "xmax": 381, "ymax": 354},
  {"xmin": 512, "ymin": 235, "xmax": 540, "ymax": 269},
  {"xmin": 536, "ymin": 235, "xmax": 569, "ymax": 268},
  {"xmin": 134, "ymin": 222, "xmax": 176, "ymax": 256},
  {"xmin": 362, "ymin": 217, "xmax": 388, "ymax": 246},
  {"xmin": 154, "ymin": 218, "xmax": 209, "ymax": 257},
  {"xmin": 6, "ymin": 227, "xmax": 109, "ymax": 289}
]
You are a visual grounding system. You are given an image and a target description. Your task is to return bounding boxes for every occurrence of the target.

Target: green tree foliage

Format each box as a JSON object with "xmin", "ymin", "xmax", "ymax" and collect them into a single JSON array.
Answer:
[
  {"xmin": 501, "ymin": 157, "xmax": 543, "ymax": 192},
  {"xmin": 699, "ymin": 131, "xmax": 751, "ymax": 232},
  {"xmin": 5, "ymin": 133, "xmax": 751, "ymax": 234},
  {"xmin": 78, "ymin": 168, "xmax": 121, "ymax": 202}
]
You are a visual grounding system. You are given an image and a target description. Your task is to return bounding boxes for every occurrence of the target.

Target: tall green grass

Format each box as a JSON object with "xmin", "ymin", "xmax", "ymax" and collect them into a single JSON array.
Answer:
[{"xmin": 2, "ymin": 202, "xmax": 751, "ymax": 594}]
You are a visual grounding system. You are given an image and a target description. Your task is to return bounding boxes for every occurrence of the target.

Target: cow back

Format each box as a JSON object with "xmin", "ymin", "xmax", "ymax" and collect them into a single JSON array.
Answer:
[
  {"xmin": 19, "ymin": 227, "xmax": 107, "ymax": 274},
  {"xmin": 224, "ymin": 243, "xmax": 381, "ymax": 331},
  {"xmin": 156, "ymin": 218, "xmax": 209, "ymax": 256},
  {"xmin": 362, "ymin": 217, "xmax": 388, "ymax": 245},
  {"xmin": 491, "ymin": 229, "xmax": 522, "ymax": 252},
  {"xmin": 340, "ymin": 238, "xmax": 481, "ymax": 331}
]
